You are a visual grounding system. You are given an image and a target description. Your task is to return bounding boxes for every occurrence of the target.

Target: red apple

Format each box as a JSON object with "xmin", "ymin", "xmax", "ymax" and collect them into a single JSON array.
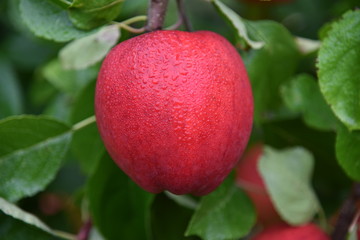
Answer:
[
  {"xmin": 95, "ymin": 30, "xmax": 253, "ymax": 195},
  {"xmin": 253, "ymin": 224, "xmax": 330, "ymax": 240},
  {"xmin": 236, "ymin": 144, "xmax": 282, "ymax": 225}
]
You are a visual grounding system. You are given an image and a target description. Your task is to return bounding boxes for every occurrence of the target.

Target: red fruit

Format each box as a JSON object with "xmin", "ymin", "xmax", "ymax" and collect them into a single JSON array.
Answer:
[
  {"xmin": 236, "ymin": 144, "xmax": 282, "ymax": 225},
  {"xmin": 253, "ymin": 224, "xmax": 330, "ymax": 240},
  {"xmin": 95, "ymin": 30, "xmax": 253, "ymax": 195}
]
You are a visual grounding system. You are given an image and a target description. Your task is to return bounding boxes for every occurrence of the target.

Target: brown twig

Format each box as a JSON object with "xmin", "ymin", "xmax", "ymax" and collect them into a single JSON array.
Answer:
[
  {"xmin": 176, "ymin": 0, "xmax": 192, "ymax": 31},
  {"xmin": 331, "ymin": 183, "xmax": 360, "ymax": 240},
  {"xmin": 145, "ymin": 0, "xmax": 170, "ymax": 32}
]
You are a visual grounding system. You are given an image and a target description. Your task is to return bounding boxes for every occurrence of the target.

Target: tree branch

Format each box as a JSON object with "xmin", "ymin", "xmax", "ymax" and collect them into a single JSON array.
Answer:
[
  {"xmin": 145, "ymin": 0, "xmax": 170, "ymax": 32},
  {"xmin": 176, "ymin": 0, "xmax": 192, "ymax": 31},
  {"xmin": 331, "ymin": 183, "xmax": 360, "ymax": 240}
]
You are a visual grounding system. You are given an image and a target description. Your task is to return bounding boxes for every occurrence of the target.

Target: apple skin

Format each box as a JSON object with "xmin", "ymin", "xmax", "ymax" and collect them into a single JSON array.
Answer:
[
  {"xmin": 95, "ymin": 30, "xmax": 253, "ymax": 196},
  {"xmin": 236, "ymin": 144, "xmax": 282, "ymax": 225},
  {"xmin": 253, "ymin": 224, "xmax": 330, "ymax": 240}
]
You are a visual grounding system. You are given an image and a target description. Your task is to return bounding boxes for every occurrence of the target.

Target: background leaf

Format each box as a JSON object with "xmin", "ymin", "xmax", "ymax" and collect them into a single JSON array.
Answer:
[
  {"xmin": 281, "ymin": 74, "xmax": 338, "ymax": 131},
  {"xmin": 71, "ymin": 81, "xmax": 105, "ymax": 175},
  {"xmin": 0, "ymin": 115, "xmax": 72, "ymax": 202},
  {"xmin": 211, "ymin": 0, "xmax": 264, "ymax": 49},
  {"xmin": 318, "ymin": 10, "xmax": 360, "ymax": 131},
  {"xmin": 185, "ymin": 175, "xmax": 255, "ymax": 240},
  {"xmin": 150, "ymin": 193, "xmax": 199, "ymax": 240},
  {"xmin": 42, "ymin": 93, "xmax": 72, "ymax": 122},
  {"xmin": 0, "ymin": 57, "xmax": 23, "ymax": 119},
  {"xmin": 262, "ymin": 118, "xmax": 351, "ymax": 214},
  {"xmin": 0, "ymin": 197, "xmax": 73, "ymax": 240},
  {"xmin": 19, "ymin": 0, "xmax": 89, "ymax": 42},
  {"xmin": 0, "ymin": 213, "xmax": 54, "ymax": 240},
  {"xmin": 243, "ymin": 20, "xmax": 300, "ymax": 123},
  {"xmin": 259, "ymin": 146, "xmax": 320, "ymax": 225},
  {"xmin": 59, "ymin": 25, "xmax": 120, "ymax": 70},
  {"xmin": 87, "ymin": 153, "xmax": 154, "ymax": 240},
  {"xmin": 336, "ymin": 124, "xmax": 360, "ymax": 181},
  {"xmin": 69, "ymin": 0, "xmax": 123, "ymax": 30},
  {"xmin": 42, "ymin": 59, "xmax": 98, "ymax": 95}
]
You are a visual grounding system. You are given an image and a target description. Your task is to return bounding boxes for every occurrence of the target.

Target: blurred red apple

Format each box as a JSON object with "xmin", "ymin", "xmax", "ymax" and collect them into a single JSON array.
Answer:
[{"xmin": 253, "ymin": 223, "xmax": 329, "ymax": 240}]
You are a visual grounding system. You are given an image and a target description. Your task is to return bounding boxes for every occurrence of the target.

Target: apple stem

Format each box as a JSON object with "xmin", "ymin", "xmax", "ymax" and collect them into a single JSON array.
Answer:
[
  {"xmin": 331, "ymin": 182, "xmax": 360, "ymax": 240},
  {"xmin": 145, "ymin": 0, "xmax": 170, "ymax": 31}
]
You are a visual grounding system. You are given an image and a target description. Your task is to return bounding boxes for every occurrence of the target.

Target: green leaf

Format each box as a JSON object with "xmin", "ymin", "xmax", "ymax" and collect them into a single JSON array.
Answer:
[
  {"xmin": 0, "ymin": 115, "xmax": 72, "ymax": 202},
  {"xmin": 336, "ymin": 124, "xmax": 360, "ymax": 181},
  {"xmin": 19, "ymin": 0, "xmax": 89, "ymax": 42},
  {"xmin": 243, "ymin": 20, "xmax": 300, "ymax": 123},
  {"xmin": 258, "ymin": 146, "xmax": 320, "ymax": 225},
  {"xmin": 318, "ymin": 10, "xmax": 360, "ymax": 131},
  {"xmin": 69, "ymin": 0, "xmax": 123, "ymax": 30},
  {"xmin": 0, "ymin": 57, "xmax": 23, "ymax": 119},
  {"xmin": 281, "ymin": 74, "xmax": 338, "ymax": 131},
  {"xmin": 42, "ymin": 59, "xmax": 98, "ymax": 94},
  {"xmin": 0, "ymin": 213, "xmax": 53, "ymax": 240},
  {"xmin": 0, "ymin": 197, "xmax": 74, "ymax": 240},
  {"xmin": 87, "ymin": 153, "xmax": 154, "ymax": 239},
  {"xmin": 59, "ymin": 25, "xmax": 120, "ymax": 70},
  {"xmin": 185, "ymin": 175, "xmax": 255, "ymax": 240},
  {"xmin": 211, "ymin": 0, "xmax": 264, "ymax": 49},
  {"xmin": 71, "ymin": 81, "xmax": 105, "ymax": 175},
  {"xmin": 150, "ymin": 193, "xmax": 199, "ymax": 240}
]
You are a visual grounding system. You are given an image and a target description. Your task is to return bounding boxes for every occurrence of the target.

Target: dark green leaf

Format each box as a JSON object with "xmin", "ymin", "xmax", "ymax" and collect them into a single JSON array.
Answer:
[
  {"xmin": 19, "ymin": 0, "xmax": 89, "ymax": 42},
  {"xmin": 243, "ymin": 20, "xmax": 300, "ymax": 123},
  {"xmin": 258, "ymin": 146, "xmax": 320, "ymax": 225},
  {"xmin": 59, "ymin": 25, "xmax": 120, "ymax": 70},
  {"xmin": 42, "ymin": 59, "xmax": 98, "ymax": 94},
  {"xmin": 281, "ymin": 74, "xmax": 338, "ymax": 131},
  {"xmin": 151, "ymin": 193, "xmax": 199, "ymax": 240},
  {"xmin": 87, "ymin": 153, "xmax": 154, "ymax": 239},
  {"xmin": 0, "ymin": 198, "xmax": 73, "ymax": 240},
  {"xmin": 0, "ymin": 57, "xmax": 23, "ymax": 119},
  {"xmin": 317, "ymin": 10, "xmax": 360, "ymax": 131},
  {"xmin": 0, "ymin": 213, "xmax": 53, "ymax": 240},
  {"xmin": 71, "ymin": 81, "xmax": 104, "ymax": 175},
  {"xmin": 69, "ymin": 0, "xmax": 123, "ymax": 30},
  {"xmin": 0, "ymin": 115, "xmax": 72, "ymax": 202},
  {"xmin": 336, "ymin": 125, "xmax": 360, "ymax": 181},
  {"xmin": 185, "ymin": 175, "xmax": 255, "ymax": 240}
]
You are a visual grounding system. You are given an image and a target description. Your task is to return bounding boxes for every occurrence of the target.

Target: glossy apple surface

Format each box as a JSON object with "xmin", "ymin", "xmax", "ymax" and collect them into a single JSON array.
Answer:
[{"xmin": 95, "ymin": 30, "xmax": 253, "ymax": 195}]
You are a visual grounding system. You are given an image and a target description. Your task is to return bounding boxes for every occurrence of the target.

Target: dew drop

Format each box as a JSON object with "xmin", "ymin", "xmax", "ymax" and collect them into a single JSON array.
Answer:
[{"xmin": 172, "ymin": 75, "xmax": 179, "ymax": 81}]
